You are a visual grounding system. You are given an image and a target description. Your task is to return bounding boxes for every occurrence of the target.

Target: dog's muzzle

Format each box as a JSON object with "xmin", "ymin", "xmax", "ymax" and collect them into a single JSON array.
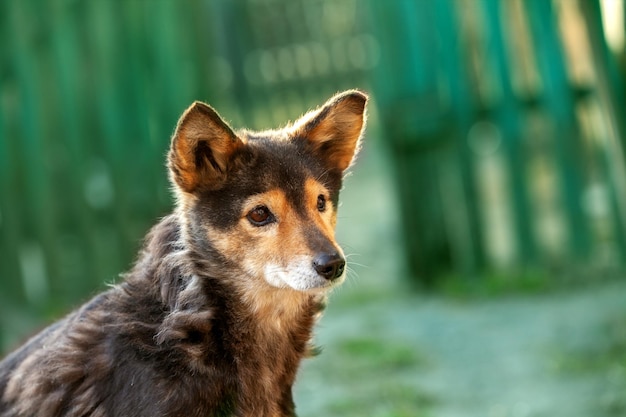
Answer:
[{"xmin": 313, "ymin": 252, "xmax": 345, "ymax": 281}]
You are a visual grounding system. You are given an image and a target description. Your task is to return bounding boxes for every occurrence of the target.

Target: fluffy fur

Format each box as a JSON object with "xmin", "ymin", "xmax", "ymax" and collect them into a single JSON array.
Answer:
[{"xmin": 0, "ymin": 90, "xmax": 368, "ymax": 417}]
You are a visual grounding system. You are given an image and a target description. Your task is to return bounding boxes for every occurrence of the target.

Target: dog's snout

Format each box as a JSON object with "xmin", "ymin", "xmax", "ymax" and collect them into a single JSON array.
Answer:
[{"xmin": 313, "ymin": 252, "xmax": 345, "ymax": 281}]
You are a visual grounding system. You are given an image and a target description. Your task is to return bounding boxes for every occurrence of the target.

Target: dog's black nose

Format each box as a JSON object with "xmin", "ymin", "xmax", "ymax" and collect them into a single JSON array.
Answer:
[{"xmin": 313, "ymin": 253, "xmax": 345, "ymax": 280}]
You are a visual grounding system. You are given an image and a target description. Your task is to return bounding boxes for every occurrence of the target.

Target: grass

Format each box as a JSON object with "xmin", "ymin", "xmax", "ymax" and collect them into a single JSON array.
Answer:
[
  {"xmin": 297, "ymin": 311, "xmax": 436, "ymax": 417},
  {"xmin": 338, "ymin": 336, "xmax": 429, "ymax": 372},
  {"xmin": 321, "ymin": 333, "xmax": 435, "ymax": 416},
  {"xmin": 549, "ymin": 313, "xmax": 626, "ymax": 416},
  {"xmin": 326, "ymin": 383, "xmax": 435, "ymax": 417},
  {"xmin": 437, "ymin": 268, "xmax": 552, "ymax": 298}
]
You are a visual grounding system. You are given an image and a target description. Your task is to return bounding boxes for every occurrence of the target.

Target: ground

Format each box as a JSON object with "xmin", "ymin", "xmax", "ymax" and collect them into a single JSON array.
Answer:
[
  {"xmin": 295, "ymin": 280, "xmax": 626, "ymax": 417},
  {"xmin": 294, "ymin": 138, "xmax": 626, "ymax": 417}
]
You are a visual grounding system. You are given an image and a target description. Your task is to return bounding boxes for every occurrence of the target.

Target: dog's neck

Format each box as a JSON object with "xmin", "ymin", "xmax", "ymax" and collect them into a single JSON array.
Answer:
[
  {"xmin": 219, "ymin": 284, "xmax": 322, "ymax": 416},
  {"xmin": 126, "ymin": 214, "xmax": 323, "ymax": 414}
]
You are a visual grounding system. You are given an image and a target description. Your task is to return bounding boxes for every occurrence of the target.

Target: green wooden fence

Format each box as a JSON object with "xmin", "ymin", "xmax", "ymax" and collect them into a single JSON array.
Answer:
[
  {"xmin": 0, "ymin": 0, "xmax": 374, "ymax": 349},
  {"xmin": 1, "ymin": 0, "xmax": 625, "ymax": 348},
  {"xmin": 371, "ymin": 0, "xmax": 626, "ymax": 284}
]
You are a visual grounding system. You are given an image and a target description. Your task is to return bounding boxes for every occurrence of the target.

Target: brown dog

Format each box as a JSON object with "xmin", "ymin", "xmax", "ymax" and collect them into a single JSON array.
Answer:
[{"xmin": 0, "ymin": 90, "xmax": 368, "ymax": 417}]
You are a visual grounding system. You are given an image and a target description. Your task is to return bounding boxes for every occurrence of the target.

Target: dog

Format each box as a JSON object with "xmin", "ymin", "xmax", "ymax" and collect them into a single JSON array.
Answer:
[{"xmin": 0, "ymin": 90, "xmax": 368, "ymax": 417}]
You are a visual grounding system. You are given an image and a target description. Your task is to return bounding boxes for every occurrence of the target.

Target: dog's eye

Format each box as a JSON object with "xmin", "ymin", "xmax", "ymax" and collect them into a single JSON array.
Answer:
[
  {"xmin": 247, "ymin": 206, "xmax": 275, "ymax": 226},
  {"xmin": 317, "ymin": 195, "xmax": 327, "ymax": 212}
]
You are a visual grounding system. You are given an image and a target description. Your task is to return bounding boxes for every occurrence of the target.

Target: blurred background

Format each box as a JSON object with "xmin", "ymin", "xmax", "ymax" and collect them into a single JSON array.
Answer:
[{"xmin": 1, "ymin": 0, "xmax": 626, "ymax": 416}]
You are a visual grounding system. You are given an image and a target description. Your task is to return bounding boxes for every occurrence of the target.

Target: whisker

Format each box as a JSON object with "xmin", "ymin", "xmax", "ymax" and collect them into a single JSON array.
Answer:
[
  {"xmin": 343, "ymin": 251, "xmax": 362, "ymax": 259},
  {"xmin": 343, "ymin": 252, "xmax": 370, "ymax": 270},
  {"xmin": 342, "ymin": 267, "xmax": 361, "ymax": 290},
  {"xmin": 346, "ymin": 262, "xmax": 369, "ymax": 270}
]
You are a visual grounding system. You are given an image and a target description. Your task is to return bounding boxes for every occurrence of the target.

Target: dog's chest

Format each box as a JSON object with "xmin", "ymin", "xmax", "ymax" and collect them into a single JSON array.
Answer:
[{"xmin": 228, "ymin": 312, "xmax": 314, "ymax": 416}]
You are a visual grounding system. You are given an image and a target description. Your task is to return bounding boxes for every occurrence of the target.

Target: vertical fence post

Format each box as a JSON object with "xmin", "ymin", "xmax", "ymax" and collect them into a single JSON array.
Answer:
[
  {"xmin": 369, "ymin": 0, "xmax": 460, "ymax": 284},
  {"xmin": 209, "ymin": 0, "xmax": 254, "ymax": 123},
  {"xmin": 49, "ymin": 2, "xmax": 102, "ymax": 299},
  {"xmin": 0, "ymin": 82, "xmax": 26, "ymax": 307},
  {"xmin": 434, "ymin": 0, "xmax": 486, "ymax": 276},
  {"xmin": 524, "ymin": 0, "xmax": 592, "ymax": 259},
  {"xmin": 9, "ymin": 0, "xmax": 63, "ymax": 310},
  {"xmin": 480, "ymin": 0, "xmax": 537, "ymax": 264},
  {"xmin": 578, "ymin": 0, "xmax": 626, "ymax": 259}
]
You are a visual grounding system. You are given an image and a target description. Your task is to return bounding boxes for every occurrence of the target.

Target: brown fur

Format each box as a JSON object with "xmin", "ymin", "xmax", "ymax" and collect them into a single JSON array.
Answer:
[{"xmin": 0, "ymin": 90, "xmax": 368, "ymax": 417}]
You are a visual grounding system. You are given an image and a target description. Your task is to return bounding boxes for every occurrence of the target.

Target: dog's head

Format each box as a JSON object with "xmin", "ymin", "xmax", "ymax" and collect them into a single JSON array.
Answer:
[{"xmin": 167, "ymin": 90, "xmax": 367, "ymax": 293}]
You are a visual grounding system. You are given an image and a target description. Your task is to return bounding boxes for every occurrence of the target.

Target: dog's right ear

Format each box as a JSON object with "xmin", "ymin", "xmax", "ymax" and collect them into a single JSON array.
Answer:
[
  {"xmin": 290, "ymin": 90, "xmax": 367, "ymax": 174},
  {"xmin": 168, "ymin": 101, "xmax": 243, "ymax": 193}
]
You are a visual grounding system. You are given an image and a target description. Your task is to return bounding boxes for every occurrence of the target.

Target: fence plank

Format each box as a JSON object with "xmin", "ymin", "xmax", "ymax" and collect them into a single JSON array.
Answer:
[
  {"xmin": 524, "ymin": 0, "xmax": 592, "ymax": 259},
  {"xmin": 480, "ymin": 0, "xmax": 537, "ymax": 263},
  {"xmin": 579, "ymin": 0, "xmax": 626, "ymax": 259}
]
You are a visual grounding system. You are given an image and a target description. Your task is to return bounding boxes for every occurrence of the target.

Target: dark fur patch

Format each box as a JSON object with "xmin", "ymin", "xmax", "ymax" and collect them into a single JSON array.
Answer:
[{"xmin": 0, "ymin": 90, "xmax": 368, "ymax": 417}]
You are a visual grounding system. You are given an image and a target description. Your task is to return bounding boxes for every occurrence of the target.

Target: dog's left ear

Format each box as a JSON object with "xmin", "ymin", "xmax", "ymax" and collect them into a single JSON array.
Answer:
[{"xmin": 292, "ymin": 90, "xmax": 368, "ymax": 173}]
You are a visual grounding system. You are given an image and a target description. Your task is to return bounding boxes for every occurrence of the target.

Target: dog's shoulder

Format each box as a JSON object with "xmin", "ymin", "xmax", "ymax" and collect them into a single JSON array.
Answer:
[
  {"xmin": 0, "ymin": 291, "xmax": 115, "ymax": 416},
  {"xmin": 0, "ymin": 216, "xmax": 232, "ymax": 417}
]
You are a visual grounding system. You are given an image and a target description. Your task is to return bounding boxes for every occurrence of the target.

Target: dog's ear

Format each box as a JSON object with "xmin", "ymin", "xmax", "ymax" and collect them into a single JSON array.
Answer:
[
  {"xmin": 168, "ymin": 101, "xmax": 243, "ymax": 193},
  {"xmin": 292, "ymin": 90, "xmax": 368, "ymax": 173}
]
